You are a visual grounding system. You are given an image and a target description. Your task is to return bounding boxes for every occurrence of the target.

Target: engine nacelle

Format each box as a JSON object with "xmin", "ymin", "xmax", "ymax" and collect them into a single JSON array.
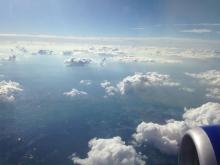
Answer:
[{"xmin": 179, "ymin": 125, "xmax": 220, "ymax": 165}]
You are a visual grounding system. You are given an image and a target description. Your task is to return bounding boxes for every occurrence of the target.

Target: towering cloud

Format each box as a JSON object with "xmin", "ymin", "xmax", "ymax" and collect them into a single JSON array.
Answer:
[
  {"xmin": 117, "ymin": 72, "xmax": 180, "ymax": 95},
  {"xmin": 0, "ymin": 80, "xmax": 23, "ymax": 102},
  {"xmin": 133, "ymin": 102, "xmax": 220, "ymax": 155},
  {"xmin": 72, "ymin": 137, "xmax": 145, "ymax": 165}
]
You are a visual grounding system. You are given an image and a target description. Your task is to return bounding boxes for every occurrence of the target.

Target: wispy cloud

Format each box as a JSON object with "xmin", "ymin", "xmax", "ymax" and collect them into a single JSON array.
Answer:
[
  {"xmin": 181, "ymin": 28, "xmax": 212, "ymax": 33},
  {"xmin": 175, "ymin": 23, "xmax": 220, "ymax": 27},
  {"xmin": 131, "ymin": 27, "xmax": 145, "ymax": 30}
]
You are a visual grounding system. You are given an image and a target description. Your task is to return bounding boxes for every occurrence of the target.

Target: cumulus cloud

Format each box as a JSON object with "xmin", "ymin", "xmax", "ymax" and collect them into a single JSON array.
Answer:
[
  {"xmin": 117, "ymin": 72, "xmax": 180, "ymax": 95},
  {"xmin": 64, "ymin": 58, "xmax": 92, "ymax": 66},
  {"xmin": 64, "ymin": 88, "xmax": 88, "ymax": 97},
  {"xmin": 16, "ymin": 46, "xmax": 28, "ymax": 53},
  {"xmin": 0, "ymin": 80, "xmax": 23, "ymax": 102},
  {"xmin": 133, "ymin": 102, "xmax": 220, "ymax": 155},
  {"xmin": 80, "ymin": 80, "xmax": 92, "ymax": 86},
  {"xmin": 0, "ymin": 49, "xmax": 16, "ymax": 61},
  {"xmin": 72, "ymin": 136, "xmax": 145, "ymax": 165},
  {"xmin": 181, "ymin": 29, "xmax": 212, "ymax": 33},
  {"xmin": 100, "ymin": 80, "xmax": 111, "ymax": 88},
  {"xmin": 33, "ymin": 49, "xmax": 53, "ymax": 55},
  {"xmin": 186, "ymin": 70, "xmax": 220, "ymax": 99},
  {"xmin": 101, "ymin": 80, "xmax": 118, "ymax": 96},
  {"xmin": 4, "ymin": 54, "xmax": 16, "ymax": 61}
]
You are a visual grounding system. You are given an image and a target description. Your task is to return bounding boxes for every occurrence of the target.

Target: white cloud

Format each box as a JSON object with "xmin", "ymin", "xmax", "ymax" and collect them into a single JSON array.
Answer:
[
  {"xmin": 104, "ymin": 86, "xmax": 118, "ymax": 96},
  {"xmin": 72, "ymin": 136, "xmax": 145, "ymax": 165},
  {"xmin": 101, "ymin": 80, "xmax": 118, "ymax": 96},
  {"xmin": 132, "ymin": 27, "xmax": 145, "ymax": 30},
  {"xmin": 100, "ymin": 80, "xmax": 111, "ymax": 88},
  {"xmin": 111, "ymin": 56, "xmax": 181, "ymax": 64},
  {"xmin": 173, "ymin": 23, "xmax": 220, "ymax": 27},
  {"xmin": 117, "ymin": 72, "xmax": 180, "ymax": 95},
  {"xmin": 3, "ymin": 54, "xmax": 16, "ymax": 61},
  {"xmin": 80, "ymin": 80, "xmax": 92, "ymax": 86},
  {"xmin": 186, "ymin": 70, "xmax": 220, "ymax": 86},
  {"xmin": 10, "ymin": 54, "xmax": 16, "ymax": 61},
  {"xmin": 64, "ymin": 58, "xmax": 92, "ymax": 66},
  {"xmin": 206, "ymin": 88, "xmax": 220, "ymax": 99},
  {"xmin": 181, "ymin": 29, "xmax": 212, "ymax": 33},
  {"xmin": 0, "ymin": 80, "xmax": 23, "ymax": 102},
  {"xmin": 186, "ymin": 70, "xmax": 220, "ymax": 99},
  {"xmin": 33, "ymin": 49, "xmax": 53, "ymax": 55},
  {"xmin": 174, "ymin": 49, "xmax": 217, "ymax": 59},
  {"xmin": 64, "ymin": 88, "xmax": 88, "ymax": 97},
  {"xmin": 133, "ymin": 102, "xmax": 220, "ymax": 155}
]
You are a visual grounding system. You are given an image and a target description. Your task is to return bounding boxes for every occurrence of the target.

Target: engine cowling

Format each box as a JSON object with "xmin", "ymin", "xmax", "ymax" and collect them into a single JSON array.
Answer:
[{"xmin": 179, "ymin": 125, "xmax": 220, "ymax": 165}]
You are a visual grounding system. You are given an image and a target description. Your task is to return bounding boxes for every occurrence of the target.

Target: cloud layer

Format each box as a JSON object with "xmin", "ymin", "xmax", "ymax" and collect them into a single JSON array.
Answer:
[
  {"xmin": 0, "ymin": 80, "xmax": 23, "ymax": 102},
  {"xmin": 133, "ymin": 102, "xmax": 220, "ymax": 154},
  {"xmin": 186, "ymin": 70, "xmax": 220, "ymax": 99},
  {"xmin": 72, "ymin": 136, "xmax": 145, "ymax": 165}
]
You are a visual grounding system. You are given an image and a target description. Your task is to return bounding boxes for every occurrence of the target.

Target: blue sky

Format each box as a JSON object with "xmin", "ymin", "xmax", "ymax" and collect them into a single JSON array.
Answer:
[{"xmin": 1, "ymin": 0, "xmax": 220, "ymax": 38}]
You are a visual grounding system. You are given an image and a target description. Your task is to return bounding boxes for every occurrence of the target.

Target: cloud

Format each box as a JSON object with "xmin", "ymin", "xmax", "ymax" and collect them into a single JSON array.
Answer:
[
  {"xmin": 101, "ymin": 80, "xmax": 118, "ymax": 96},
  {"xmin": 2, "ymin": 54, "xmax": 16, "ymax": 61},
  {"xmin": 100, "ymin": 80, "xmax": 111, "ymax": 88},
  {"xmin": 133, "ymin": 102, "xmax": 220, "ymax": 155},
  {"xmin": 33, "ymin": 49, "xmax": 53, "ymax": 55},
  {"xmin": 64, "ymin": 88, "xmax": 88, "ymax": 97},
  {"xmin": 72, "ymin": 136, "xmax": 145, "ymax": 165},
  {"xmin": 64, "ymin": 58, "xmax": 92, "ymax": 66},
  {"xmin": 0, "ymin": 80, "xmax": 23, "ymax": 102},
  {"xmin": 111, "ymin": 56, "xmax": 181, "ymax": 64},
  {"xmin": 206, "ymin": 88, "xmax": 220, "ymax": 99},
  {"xmin": 174, "ymin": 49, "xmax": 216, "ymax": 59},
  {"xmin": 117, "ymin": 72, "xmax": 180, "ymax": 95},
  {"xmin": 80, "ymin": 80, "xmax": 92, "ymax": 86},
  {"xmin": 1, "ymin": 49, "xmax": 16, "ymax": 61},
  {"xmin": 8, "ymin": 54, "xmax": 16, "ymax": 61},
  {"xmin": 174, "ymin": 23, "xmax": 220, "ymax": 27},
  {"xmin": 186, "ymin": 70, "xmax": 220, "ymax": 99},
  {"xmin": 15, "ymin": 46, "xmax": 28, "ymax": 53},
  {"xmin": 181, "ymin": 29, "xmax": 212, "ymax": 33},
  {"xmin": 132, "ymin": 27, "xmax": 145, "ymax": 30}
]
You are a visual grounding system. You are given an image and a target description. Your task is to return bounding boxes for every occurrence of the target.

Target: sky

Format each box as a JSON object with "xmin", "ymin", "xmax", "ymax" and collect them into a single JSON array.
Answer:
[{"xmin": 1, "ymin": 0, "xmax": 220, "ymax": 38}]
